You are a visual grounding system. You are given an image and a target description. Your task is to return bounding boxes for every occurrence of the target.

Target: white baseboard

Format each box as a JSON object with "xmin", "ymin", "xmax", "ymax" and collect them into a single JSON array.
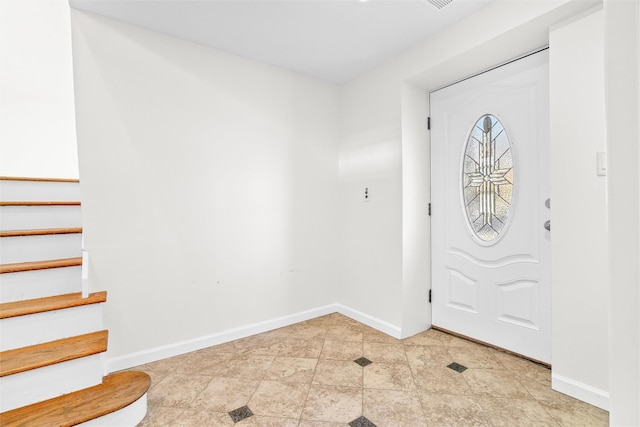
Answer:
[
  {"xmin": 335, "ymin": 304, "xmax": 402, "ymax": 339},
  {"xmin": 105, "ymin": 304, "xmax": 338, "ymax": 373},
  {"xmin": 552, "ymin": 373, "xmax": 610, "ymax": 411},
  {"xmin": 105, "ymin": 303, "xmax": 404, "ymax": 373}
]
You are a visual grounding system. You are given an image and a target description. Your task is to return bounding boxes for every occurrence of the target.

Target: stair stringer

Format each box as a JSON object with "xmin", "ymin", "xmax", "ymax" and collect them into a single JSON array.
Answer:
[{"xmin": 0, "ymin": 177, "xmax": 149, "ymax": 426}]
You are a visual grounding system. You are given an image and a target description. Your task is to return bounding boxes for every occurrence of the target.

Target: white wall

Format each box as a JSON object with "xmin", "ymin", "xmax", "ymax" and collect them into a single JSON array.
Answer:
[
  {"xmin": 604, "ymin": 0, "xmax": 640, "ymax": 424},
  {"xmin": 400, "ymin": 83, "xmax": 431, "ymax": 337},
  {"xmin": 67, "ymin": 0, "xmax": 640, "ymax": 419},
  {"xmin": 338, "ymin": 0, "xmax": 599, "ymax": 337},
  {"xmin": 338, "ymin": 0, "xmax": 620, "ymax": 411},
  {"xmin": 0, "ymin": 0, "xmax": 79, "ymax": 179},
  {"xmin": 549, "ymin": 8, "xmax": 609, "ymax": 409},
  {"xmin": 338, "ymin": 70, "xmax": 404, "ymax": 330},
  {"xmin": 70, "ymin": 11, "xmax": 340, "ymax": 366}
]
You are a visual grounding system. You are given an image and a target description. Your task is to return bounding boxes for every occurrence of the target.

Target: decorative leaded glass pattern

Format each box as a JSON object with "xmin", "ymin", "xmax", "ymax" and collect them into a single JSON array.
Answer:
[{"xmin": 463, "ymin": 114, "xmax": 513, "ymax": 242}]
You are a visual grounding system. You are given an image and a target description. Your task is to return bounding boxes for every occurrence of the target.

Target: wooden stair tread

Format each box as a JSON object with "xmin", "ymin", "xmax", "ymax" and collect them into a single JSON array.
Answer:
[
  {"xmin": 0, "ymin": 371, "xmax": 150, "ymax": 427},
  {"xmin": 0, "ymin": 201, "xmax": 80, "ymax": 206},
  {"xmin": 0, "ymin": 176, "xmax": 79, "ymax": 183},
  {"xmin": 0, "ymin": 227, "xmax": 82, "ymax": 238},
  {"xmin": 0, "ymin": 291, "xmax": 106, "ymax": 319},
  {"xmin": 0, "ymin": 257, "xmax": 82, "ymax": 274},
  {"xmin": 0, "ymin": 330, "xmax": 108, "ymax": 377}
]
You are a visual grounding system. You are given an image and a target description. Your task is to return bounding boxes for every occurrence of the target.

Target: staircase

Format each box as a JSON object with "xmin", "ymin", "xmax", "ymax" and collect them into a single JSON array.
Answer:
[{"xmin": 0, "ymin": 177, "xmax": 150, "ymax": 426}]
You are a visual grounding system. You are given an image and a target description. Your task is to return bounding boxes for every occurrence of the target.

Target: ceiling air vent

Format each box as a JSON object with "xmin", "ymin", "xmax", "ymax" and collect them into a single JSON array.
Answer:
[{"xmin": 426, "ymin": 0, "xmax": 453, "ymax": 10}]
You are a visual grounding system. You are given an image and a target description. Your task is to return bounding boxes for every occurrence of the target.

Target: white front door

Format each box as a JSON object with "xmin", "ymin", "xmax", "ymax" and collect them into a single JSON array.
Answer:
[{"xmin": 430, "ymin": 50, "xmax": 551, "ymax": 363}]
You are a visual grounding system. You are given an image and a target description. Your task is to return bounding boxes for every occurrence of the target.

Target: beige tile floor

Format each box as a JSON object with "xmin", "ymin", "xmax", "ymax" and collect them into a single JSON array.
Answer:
[{"xmin": 134, "ymin": 313, "xmax": 608, "ymax": 426}]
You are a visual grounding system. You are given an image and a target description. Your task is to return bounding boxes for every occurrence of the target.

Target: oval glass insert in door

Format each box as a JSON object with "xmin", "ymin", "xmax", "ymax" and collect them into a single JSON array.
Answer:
[{"xmin": 462, "ymin": 114, "xmax": 514, "ymax": 242}]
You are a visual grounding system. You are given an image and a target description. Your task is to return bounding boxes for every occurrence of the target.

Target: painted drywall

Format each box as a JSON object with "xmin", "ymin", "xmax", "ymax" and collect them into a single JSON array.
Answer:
[
  {"xmin": 0, "ymin": 0, "xmax": 79, "ymax": 179},
  {"xmin": 549, "ymin": 8, "xmax": 609, "ymax": 409},
  {"xmin": 338, "ymin": 74, "xmax": 404, "ymax": 328},
  {"xmin": 338, "ymin": 0, "xmax": 599, "ymax": 338},
  {"xmin": 67, "ymin": 0, "xmax": 640, "ymax": 418},
  {"xmin": 338, "ymin": 0, "xmax": 620, "ymax": 410},
  {"xmin": 70, "ymin": 11, "xmax": 340, "ymax": 361},
  {"xmin": 604, "ymin": 0, "xmax": 640, "ymax": 424},
  {"xmin": 400, "ymin": 83, "xmax": 431, "ymax": 337}
]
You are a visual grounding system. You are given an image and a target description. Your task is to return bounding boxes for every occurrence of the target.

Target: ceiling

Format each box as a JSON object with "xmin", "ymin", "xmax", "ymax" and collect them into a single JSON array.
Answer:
[{"xmin": 69, "ymin": 0, "xmax": 493, "ymax": 84}]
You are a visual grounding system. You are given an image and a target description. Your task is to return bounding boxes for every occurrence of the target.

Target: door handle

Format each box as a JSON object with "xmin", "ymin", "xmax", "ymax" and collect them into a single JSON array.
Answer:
[{"xmin": 544, "ymin": 220, "xmax": 551, "ymax": 231}]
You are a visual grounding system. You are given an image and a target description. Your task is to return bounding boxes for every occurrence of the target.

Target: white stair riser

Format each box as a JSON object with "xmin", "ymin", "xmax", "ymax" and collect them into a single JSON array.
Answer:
[
  {"xmin": 0, "ymin": 266, "xmax": 82, "ymax": 303},
  {"xmin": 78, "ymin": 393, "xmax": 148, "ymax": 427},
  {"xmin": 0, "ymin": 304, "xmax": 103, "ymax": 351},
  {"xmin": 0, "ymin": 205, "xmax": 82, "ymax": 230},
  {"xmin": 0, "ymin": 180, "xmax": 80, "ymax": 202},
  {"xmin": 0, "ymin": 233, "xmax": 82, "ymax": 264},
  {"xmin": 0, "ymin": 354, "xmax": 103, "ymax": 412}
]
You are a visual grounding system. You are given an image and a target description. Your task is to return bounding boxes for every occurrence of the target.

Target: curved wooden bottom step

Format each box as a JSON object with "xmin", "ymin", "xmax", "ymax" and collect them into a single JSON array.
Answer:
[{"xmin": 0, "ymin": 371, "xmax": 151, "ymax": 427}]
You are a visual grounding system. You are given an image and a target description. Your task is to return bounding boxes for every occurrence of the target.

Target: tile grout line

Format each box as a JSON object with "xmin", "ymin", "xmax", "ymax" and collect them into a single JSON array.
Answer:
[
  {"xmin": 136, "ymin": 318, "xmax": 607, "ymax": 426},
  {"xmin": 360, "ymin": 337, "xmax": 365, "ymax": 423},
  {"xmin": 510, "ymin": 364, "xmax": 565, "ymax": 426},
  {"xmin": 296, "ymin": 327, "xmax": 328, "ymax": 426},
  {"xmin": 229, "ymin": 333, "xmax": 280, "ymax": 424},
  {"xmin": 402, "ymin": 338, "xmax": 430, "ymax": 424}
]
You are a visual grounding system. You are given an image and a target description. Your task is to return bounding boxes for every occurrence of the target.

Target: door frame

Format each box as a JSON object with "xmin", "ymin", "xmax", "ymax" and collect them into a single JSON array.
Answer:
[
  {"xmin": 398, "ymin": 44, "xmax": 554, "ymax": 340},
  {"xmin": 427, "ymin": 48, "xmax": 551, "ymax": 363}
]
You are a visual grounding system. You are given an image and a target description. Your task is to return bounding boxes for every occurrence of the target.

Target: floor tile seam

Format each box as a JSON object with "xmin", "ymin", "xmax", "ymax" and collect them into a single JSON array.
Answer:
[
  {"xmin": 511, "ymin": 369, "xmax": 551, "ymax": 406},
  {"xmin": 319, "ymin": 355, "xmax": 363, "ymax": 361},
  {"xmin": 536, "ymin": 408, "xmax": 573, "ymax": 427},
  {"xmin": 311, "ymin": 350, "xmax": 365, "ymax": 386},
  {"xmin": 447, "ymin": 356, "xmax": 477, "ymax": 397},
  {"xmin": 267, "ymin": 356, "xmax": 321, "ymax": 385},
  {"xmin": 178, "ymin": 375, "xmax": 241, "ymax": 416},
  {"xmin": 240, "ymin": 362, "xmax": 279, "ymax": 417},
  {"xmin": 461, "ymin": 370, "xmax": 526, "ymax": 398},
  {"xmin": 361, "ymin": 369, "xmax": 365, "ymax": 424},
  {"xmin": 359, "ymin": 339, "xmax": 365, "ymax": 389},
  {"xmin": 284, "ymin": 331, "xmax": 329, "ymax": 343},
  {"xmin": 513, "ymin": 380, "xmax": 570, "ymax": 426},
  {"xmin": 295, "ymin": 338, "xmax": 332, "ymax": 425},
  {"xmin": 296, "ymin": 358, "xmax": 365, "ymax": 425},
  {"xmin": 145, "ymin": 401, "xmax": 204, "ymax": 412},
  {"xmin": 308, "ymin": 383, "xmax": 364, "ymax": 392},
  {"xmin": 474, "ymin": 393, "xmax": 561, "ymax": 426},
  {"xmin": 360, "ymin": 332, "xmax": 367, "ymax": 418},
  {"xmin": 364, "ymin": 360, "xmax": 410, "ymax": 369},
  {"xmin": 296, "ymin": 385, "xmax": 314, "ymax": 426},
  {"xmin": 362, "ymin": 382, "xmax": 418, "ymax": 393},
  {"xmin": 242, "ymin": 413, "xmax": 299, "ymax": 423},
  {"xmin": 443, "ymin": 346, "xmax": 500, "ymax": 372},
  {"xmin": 149, "ymin": 372, "xmax": 215, "ymax": 403},
  {"xmin": 319, "ymin": 338, "xmax": 363, "ymax": 360},
  {"xmin": 443, "ymin": 345, "xmax": 461, "ymax": 368},
  {"xmin": 187, "ymin": 373, "xmax": 218, "ymax": 408},
  {"xmin": 401, "ymin": 331, "xmax": 447, "ymax": 347},
  {"xmin": 466, "ymin": 396, "xmax": 502, "ymax": 427},
  {"xmin": 362, "ymin": 385, "xmax": 423, "ymax": 396},
  {"xmin": 360, "ymin": 387, "xmax": 428, "ymax": 424},
  {"xmin": 494, "ymin": 370, "xmax": 554, "ymax": 404},
  {"xmin": 404, "ymin": 354, "xmax": 437, "ymax": 422}
]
